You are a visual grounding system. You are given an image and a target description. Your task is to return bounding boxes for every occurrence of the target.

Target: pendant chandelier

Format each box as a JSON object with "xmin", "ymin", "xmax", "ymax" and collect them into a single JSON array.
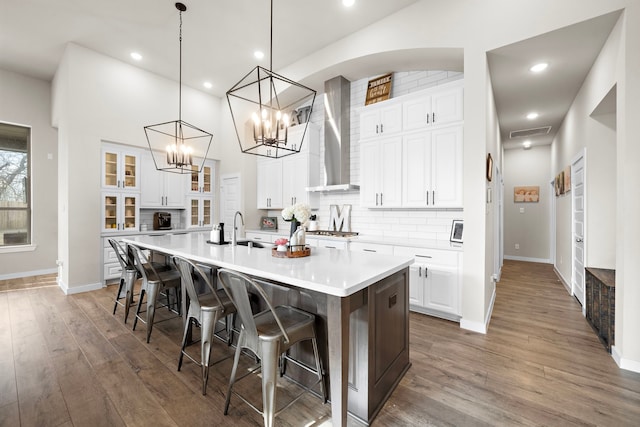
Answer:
[
  {"xmin": 144, "ymin": 2, "xmax": 213, "ymax": 174},
  {"xmin": 226, "ymin": 0, "xmax": 316, "ymax": 158}
]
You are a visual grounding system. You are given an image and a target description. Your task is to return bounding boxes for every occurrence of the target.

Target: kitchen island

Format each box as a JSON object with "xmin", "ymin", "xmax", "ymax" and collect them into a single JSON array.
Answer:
[{"xmin": 123, "ymin": 232, "xmax": 413, "ymax": 426}]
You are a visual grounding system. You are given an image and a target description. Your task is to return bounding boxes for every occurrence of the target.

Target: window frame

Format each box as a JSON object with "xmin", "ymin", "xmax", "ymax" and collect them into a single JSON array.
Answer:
[{"xmin": 0, "ymin": 121, "xmax": 33, "ymax": 250}]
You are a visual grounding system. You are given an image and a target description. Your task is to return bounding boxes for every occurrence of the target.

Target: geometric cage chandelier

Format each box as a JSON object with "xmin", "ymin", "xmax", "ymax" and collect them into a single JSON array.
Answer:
[
  {"xmin": 226, "ymin": 0, "xmax": 316, "ymax": 159},
  {"xmin": 144, "ymin": 2, "xmax": 213, "ymax": 174}
]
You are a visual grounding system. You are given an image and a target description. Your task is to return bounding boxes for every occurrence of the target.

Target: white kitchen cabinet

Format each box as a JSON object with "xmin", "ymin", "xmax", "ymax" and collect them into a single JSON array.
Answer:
[
  {"xmin": 394, "ymin": 246, "xmax": 461, "ymax": 321},
  {"xmin": 359, "ymin": 100, "xmax": 403, "ymax": 140},
  {"xmin": 306, "ymin": 238, "xmax": 349, "ymax": 250},
  {"xmin": 187, "ymin": 196, "xmax": 212, "ymax": 228},
  {"xmin": 348, "ymin": 241, "xmax": 394, "ymax": 254},
  {"xmin": 402, "ymin": 83, "xmax": 463, "ymax": 131},
  {"xmin": 360, "ymin": 137, "xmax": 403, "ymax": 208},
  {"xmin": 256, "ymin": 124, "xmax": 320, "ymax": 210},
  {"xmin": 140, "ymin": 151, "xmax": 186, "ymax": 208},
  {"xmin": 188, "ymin": 159, "xmax": 214, "ymax": 196},
  {"xmin": 102, "ymin": 193, "xmax": 140, "ymax": 233},
  {"xmin": 257, "ymin": 158, "xmax": 283, "ymax": 209},
  {"xmin": 102, "ymin": 144, "xmax": 141, "ymax": 191},
  {"xmin": 402, "ymin": 125, "xmax": 463, "ymax": 208}
]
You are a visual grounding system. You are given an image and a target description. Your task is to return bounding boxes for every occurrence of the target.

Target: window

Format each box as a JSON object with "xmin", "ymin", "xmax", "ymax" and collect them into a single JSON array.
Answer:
[{"xmin": 0, "ymin": 122, "xmax": 31, "ymax": 246}]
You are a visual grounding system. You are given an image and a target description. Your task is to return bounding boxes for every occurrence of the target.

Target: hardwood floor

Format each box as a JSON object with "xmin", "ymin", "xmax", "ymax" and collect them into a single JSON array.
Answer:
[{"xmin": 1, "ymin": 261, "xmax": 639, "ymax": 426}]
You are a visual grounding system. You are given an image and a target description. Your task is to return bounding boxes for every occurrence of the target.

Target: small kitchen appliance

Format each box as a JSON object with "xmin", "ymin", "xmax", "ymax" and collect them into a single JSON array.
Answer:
[
  {"xmin": 153, "ymin": 212, "xmax": 172, "ymax": 230},
  {"xmin": 209, "ymin": 223, "xmax": 225, "ymax": 244}
]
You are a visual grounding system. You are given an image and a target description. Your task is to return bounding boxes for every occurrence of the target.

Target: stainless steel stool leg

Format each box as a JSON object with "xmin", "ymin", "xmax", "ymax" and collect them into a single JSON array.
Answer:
[
  {"xmin": 145, "ymin": 280, "xmax": 160, "ymax": 343},
  {"xmin": 123, "ymin": 267, "xmax": 137, "ymax": 324},
  {"xmin": 200, "ymin": 309, "xmax": 219, "ymax": 395},
  {"xmin": 261, "ymin": 340, "xmax": 280, "ymax": 427}
]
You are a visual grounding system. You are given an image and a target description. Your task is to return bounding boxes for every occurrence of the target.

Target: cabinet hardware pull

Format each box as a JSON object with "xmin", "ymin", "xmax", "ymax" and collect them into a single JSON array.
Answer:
[
  {"xmin": 426, "ymin": 113, "xmax": 430, "ymax": 124},
  {"xmin": 432, "ymin": 190, "xmax": 435, "ymax": 204},
  {"xmin": 381, "ymin": 123, "xmax": 384, "ymax": 133},
  {"xmin": 426, "ymin": 191, "xmax": 429, "ymax": 205},
  {"xmin": 388, "ymin": 293, "xmax": 397, "ymax": 308},
  {"xmin": 376, "ymin": 124, "xmax": 379, "ymax": 134},
  {"xmin": 376, "ymin": 193, "xmax": 379, "ymax": 206},
  {"xmin": 117, "ymin": 180, "xmax": 120, "ymax": 188},
  {"xmin": 432, "ymin": 112, "xmax": 435, "ymax": 123},
  {"xmin": 425, "ymin": 267, "xmax": 428, "ymax": 278},
  {"xmin": 363, "ymin": 249, "xmax": 376, "ymax": 252},
  {"xmin": 419, "ymin": 266, "xmax": 422, "ymax": 277},
  {"xmin": 325, "ymin": 246, "xmax": 336, "ymax": 249},
  {"xmin": 380, "ymin": 193, "xmax": 383, "ymax": 205},
  {"xmin": 416, "ymin": 255, "xmax": 432, "ymax": 258}
]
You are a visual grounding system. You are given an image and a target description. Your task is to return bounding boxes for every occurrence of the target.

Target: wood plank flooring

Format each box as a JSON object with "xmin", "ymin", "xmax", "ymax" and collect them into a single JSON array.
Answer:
[{"xmin": 1, "ymin": 261, "xmax": 639, "ymax": 426}]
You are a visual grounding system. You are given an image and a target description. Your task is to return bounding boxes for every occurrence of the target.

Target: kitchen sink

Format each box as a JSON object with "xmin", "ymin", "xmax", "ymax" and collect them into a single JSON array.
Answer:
[{"xmin": 235, "ymin": 240, "xmax": 268, "ymax": 249}]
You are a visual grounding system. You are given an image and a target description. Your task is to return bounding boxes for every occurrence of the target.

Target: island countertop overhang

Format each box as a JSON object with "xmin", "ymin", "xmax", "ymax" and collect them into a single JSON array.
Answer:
[{"xmin": 122, "ymin": 232, "xmax": 414, "ymax": 297}]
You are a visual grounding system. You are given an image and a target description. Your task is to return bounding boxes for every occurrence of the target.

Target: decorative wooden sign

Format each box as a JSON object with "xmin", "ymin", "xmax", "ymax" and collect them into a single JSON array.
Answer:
[{"xmin": 365, "ymin": 73, "xmax": 392, "ymax": 105}]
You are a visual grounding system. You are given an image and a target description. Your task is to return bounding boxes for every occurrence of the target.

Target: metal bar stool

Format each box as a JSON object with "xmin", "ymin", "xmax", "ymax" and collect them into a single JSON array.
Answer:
[
  {"xmin": 172, "ymin": 256, "xmax": 236, "ymax": 395},
  {"xmin": 217, "ymin": 268, "xmax": 326, "ymax": 427},
  {"xmin": 108, "ymin": 238, "xmax": 138, "ymax": 323},
  {"xmin": 129, "ymin": 243, "xmax": 182, "ymax": 343}
]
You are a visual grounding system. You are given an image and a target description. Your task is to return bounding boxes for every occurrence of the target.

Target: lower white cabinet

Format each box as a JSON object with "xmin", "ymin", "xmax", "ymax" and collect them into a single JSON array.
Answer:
[{"xmin": 394, "ymin": 246, "xmax": 461, "ymax": 320}]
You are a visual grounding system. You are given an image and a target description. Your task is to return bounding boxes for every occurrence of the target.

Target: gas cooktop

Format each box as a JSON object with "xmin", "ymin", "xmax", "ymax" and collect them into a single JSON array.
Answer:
[{"xmin": 306, "ymin": 230, "xmax": 359, "ymax": 237}]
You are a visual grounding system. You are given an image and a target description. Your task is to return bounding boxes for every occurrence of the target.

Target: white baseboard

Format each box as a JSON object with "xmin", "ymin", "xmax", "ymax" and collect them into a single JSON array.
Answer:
[
  {"xmin": 612, "ymin": 346, "xmax": 640, "ymax": 373},
  {"xmin": 0, "ymin": 267, "xmax": 57, "ymax": 281},
  {"xmin": 460, "ymin": 286, "xmax": 496, "ymax": 335},
  {"xmin": 58, "ymin": 279, "xmax": 104, "ymax": 295},
  {"xmin": 504, "ymin": 255, "xmax": 551, "ymax": 264},
  {"xmin": 553, "ymin": 266, "xmax": 572, "ymax": 294}
]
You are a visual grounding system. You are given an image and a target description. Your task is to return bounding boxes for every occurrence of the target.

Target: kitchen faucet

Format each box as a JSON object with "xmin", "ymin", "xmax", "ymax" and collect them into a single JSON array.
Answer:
[{"xmin": 232, "ymin": 211, "xmax": 244, "ymax": 246}]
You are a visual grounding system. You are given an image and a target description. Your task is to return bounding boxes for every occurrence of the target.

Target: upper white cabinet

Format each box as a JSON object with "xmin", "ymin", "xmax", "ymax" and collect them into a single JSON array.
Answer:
[
  {"xmin": 359, "ymin": 79, "xmax": 464, "ymax": 209},
  {"xmin": 140, "ymin": 151, "xmax": 186, "ymax": 208},
  {"xmin": 360, "ymin": 137, "xmax": 403, "ymax": 208},
  {"xmin": 402, "ymin": 125, "xmax": 463, "ymax": 208},
  {"xmin": 359, "ymin": 101, "xmax": 403, "ymax": 140},
  {"xmin": 257, "ymin": 158, "xmax": 283, "ymax": 209},
  {"xmin": 256, "ymin": 124, "xmax": 320, "ymax": 210},
  {"xmin": 101, "ymin": 144, "xmax": 141, "ymax": 191},
  {"xmin": 188, "ymin": 159, "xmax": 214, "ymax": 196},
  {"xmin": 402, "ymin": 82, "xmax": 463, "ymax": 131},
  {"xmin": 102, "ymin": 192, "xmax": 139, "ymax": 233}
]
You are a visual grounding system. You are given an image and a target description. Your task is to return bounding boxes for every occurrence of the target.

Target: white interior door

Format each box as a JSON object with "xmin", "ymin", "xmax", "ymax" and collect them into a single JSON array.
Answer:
[
  {"xmin": 571, "ymin": 155, "xmax": 586, "ymax": 307},
  {"xmin": 220, "ymin": 174, "xmax": 241, "ymax": 241}
]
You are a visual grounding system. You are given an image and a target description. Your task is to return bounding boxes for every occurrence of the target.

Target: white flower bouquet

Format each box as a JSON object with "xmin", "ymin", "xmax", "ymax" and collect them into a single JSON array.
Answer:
[{"xmin": 281, "ymin": 202, "xmax": 311, "ymax": 225}]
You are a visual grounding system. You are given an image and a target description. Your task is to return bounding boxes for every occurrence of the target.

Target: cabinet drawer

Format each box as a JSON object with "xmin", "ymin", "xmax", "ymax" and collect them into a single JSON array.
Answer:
[
  {"xmin": 393, "ymin": 246, "xmax": 459, "ymax": 267},
  {"xmin": 104, "ymin": 263, "xmax": 122, "ymax": 280},
  {"xmin": 306, "ymin": 238, "xmax": 348, "ymax": 250},
  {"xmin": 349, "ymin": 241, "xmax": 394, "ymax": 254},
  {"xmin": 104, "ymin": 246, "xmax": 118, "ymax": 263}
]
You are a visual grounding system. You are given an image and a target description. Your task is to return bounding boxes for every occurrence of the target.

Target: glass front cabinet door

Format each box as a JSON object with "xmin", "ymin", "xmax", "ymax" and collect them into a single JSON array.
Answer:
[
  {"xmin": 188, "ymin": 197, "xmax": 212, "ymax": 228},
  {"xmin": 102, "ymin": 145, "xmax": 140, "ymax": 191},
  {"xmin": 188, "ymin": 160, "xmax": 214, "ymax": 195},
  {"xmin": 102, "ymin": 193, "xmax": 139, "ymax": 232}
]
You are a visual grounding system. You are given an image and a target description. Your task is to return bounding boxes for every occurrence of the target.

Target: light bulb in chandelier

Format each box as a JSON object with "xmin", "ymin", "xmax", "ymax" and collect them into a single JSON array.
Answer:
[
  {"xmin": 166, "ymin": 141, "xmax": 193, "ymax": 167},
  {"xmin": 252, "ymin": 108, "xmax": 290, "ymax": 146}
]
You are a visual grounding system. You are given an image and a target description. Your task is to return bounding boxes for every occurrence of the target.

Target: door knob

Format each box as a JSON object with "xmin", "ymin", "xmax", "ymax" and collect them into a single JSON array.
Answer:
[{"xmin": 576, "ymin": 237, "xmax": 583, "ymax": 243}]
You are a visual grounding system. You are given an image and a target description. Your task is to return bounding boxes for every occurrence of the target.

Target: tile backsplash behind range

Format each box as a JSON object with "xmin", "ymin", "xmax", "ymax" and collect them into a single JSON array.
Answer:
[{"xmin": 270, "ymin": 71, "xmax": 464, "ymax": 242}]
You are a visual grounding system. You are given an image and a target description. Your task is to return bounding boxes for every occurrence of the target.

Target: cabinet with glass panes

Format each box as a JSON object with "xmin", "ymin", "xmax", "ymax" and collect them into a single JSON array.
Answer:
[
  {"xmin": 187, "ymin": 196, "xmax": 211, "ymax": 228},
  {"xmin": 188, "ymin": 159, "xmax": 214, "ymax": 195},
  {"xmin": 101, "ymin": 144, "xmax": 140, "ymax": 191},
  {"xmin": 102, "ymin": 193, "xmax": 139, "ymax": 233}
]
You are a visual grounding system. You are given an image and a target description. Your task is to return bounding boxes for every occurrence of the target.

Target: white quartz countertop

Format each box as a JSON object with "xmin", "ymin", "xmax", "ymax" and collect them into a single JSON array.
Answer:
[{"xmin": 123, "ymin": 232, "xmax": 414, "ymax": 297}]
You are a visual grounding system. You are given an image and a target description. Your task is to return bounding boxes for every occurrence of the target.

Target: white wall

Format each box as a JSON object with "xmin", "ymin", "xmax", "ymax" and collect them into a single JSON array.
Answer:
[
  {"xmin": 504, "ymin": 146, "xmax": 551, "ymax": 262},
  {"xmin": 0, "ymin": 69, "xmax": 58, "ymax": 278},
  {"xmin": 52, "ymin": 44, "xmax": 222, "ymax": 292}
]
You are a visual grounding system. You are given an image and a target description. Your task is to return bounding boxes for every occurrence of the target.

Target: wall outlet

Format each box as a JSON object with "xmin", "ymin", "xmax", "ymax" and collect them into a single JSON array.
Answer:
[
  {"xmin": 519, "ymin": 207, "xmax": 525, "ymax": 214},
  {"xmin": 515, "ymin": 243, "xmax": 520, "ymax": 250}
]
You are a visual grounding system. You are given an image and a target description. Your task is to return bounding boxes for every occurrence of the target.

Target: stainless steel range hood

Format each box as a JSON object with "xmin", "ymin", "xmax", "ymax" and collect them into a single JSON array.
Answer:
[{"xmin": 306, "ymin": 76, "xmax": 360, "ymax": 192}]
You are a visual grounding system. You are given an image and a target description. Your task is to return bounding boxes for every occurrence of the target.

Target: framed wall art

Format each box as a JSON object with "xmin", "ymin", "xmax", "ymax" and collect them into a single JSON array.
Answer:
[
  {"xmin": 514, "ymin": 186, "xmax": 540, "ymax": 202},
  {"xmin": 260, "ymin": 216, "xmax": 278, "ymax": 230}
]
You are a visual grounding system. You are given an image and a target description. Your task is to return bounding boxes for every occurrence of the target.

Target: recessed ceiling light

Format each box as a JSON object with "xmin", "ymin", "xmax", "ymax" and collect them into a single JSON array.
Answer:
[
  {"xmin": 343, "ymin": 0, "xmax": 356, "ymax": 7},
  {"xmin": 523, "ymin": 140, "xmax": 532, "ymax": 149},
  {"xmin": 130, "ymin": 52, "xmax": 143, "ymax": 61},
  {"xmin": 203, "ymin": 81, "xmax": 213, "ymax": 89},
  {"xmin": 526, "ymin": 112, "xmax": 539, "ymax": 120},
  {"xmin": 254, "ymin": 50, "xmax": 264, "ymax": 60},
  {"xmin": 530, "ymin": 62, "xmax": 548, "ymax": 73}
]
